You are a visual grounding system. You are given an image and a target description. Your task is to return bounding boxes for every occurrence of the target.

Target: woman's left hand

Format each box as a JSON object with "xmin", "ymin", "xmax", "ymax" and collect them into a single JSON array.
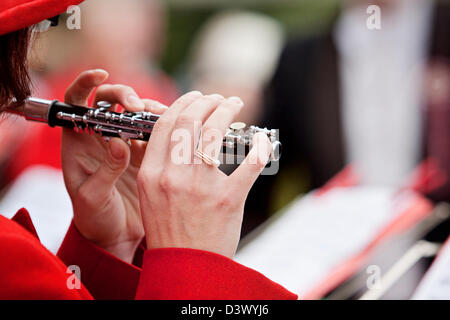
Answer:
[{"xmin": 61, "ymin": 69, "xmax": 167, "ymax": 263}]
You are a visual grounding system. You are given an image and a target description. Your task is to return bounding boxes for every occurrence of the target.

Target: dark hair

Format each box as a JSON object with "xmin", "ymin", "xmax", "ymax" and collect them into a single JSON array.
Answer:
[{"xmin": 0, "ymin": 27, "xmax": 32, "ymax": 110}]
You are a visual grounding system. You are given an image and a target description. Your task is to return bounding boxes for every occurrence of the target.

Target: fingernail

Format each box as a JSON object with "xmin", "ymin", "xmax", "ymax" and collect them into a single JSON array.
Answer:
[
  {"xmin": 94, "ymin": 68, "xmax": 108, "ymax": 74},
  {"xmin": 91, "ymin": 69, "xmax": 108, "ymax": 85},
  {"xmin": 110, "ymin": 139, "xmax": 125, "ymax": 160},
  {"xmin": 143, "ymin": 99, "xmax": 169, "ymax": 111},
  {"xmin": 189, "ymin": 91, "xmax": 202, "ymax": 96},
  {"xmin": 127, "ymin": 95, "xmax": 145, "ymax": 110},
  {"xmin": 228, "ymin": 96, "xmax": 243, "ymax": 105},
  {"xmin": 208, "ymin": 94, "xmax": 224, "ymax": 100}
]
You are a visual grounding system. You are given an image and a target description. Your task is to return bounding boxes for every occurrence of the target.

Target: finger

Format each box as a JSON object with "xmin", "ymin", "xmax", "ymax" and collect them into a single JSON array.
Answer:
[
  {"xmin": 78, "ymin": 138, "xmax": 130, "ymax": 201},
  {"xmin": 169, "ymin": 94, "xmax": 224, "ymax": 163},
  {"xmin": 142, "ymin": 99, "xmax": 168, "ymax": 114},
  {"xmin": 93, "ymin": 84, "xmax": 145, "ymax": 112},
  {"xmin": 142, "ymin": 91, "xmax": 203, "ymax": 168},
  {"xmin": 200, "ymin": 96, "xmax": 244, "ymax": 161},
  {"xmin": 229, "ymin": 132, "xmax": 272, "ymax": 198},
  {"xmin": 128, "ymin": 99, "xmax": 168, "ymax": 168},
  {"xmin": 129, "ymin": 140, "xmax": 147, "ymax": 168},
  {"xmin": 64, "ymin": 69, "xmax": 109, "ymax": 106},
  {"xmin": 180, "ymin": 94, "xmax": 224, "ymax": 127}
]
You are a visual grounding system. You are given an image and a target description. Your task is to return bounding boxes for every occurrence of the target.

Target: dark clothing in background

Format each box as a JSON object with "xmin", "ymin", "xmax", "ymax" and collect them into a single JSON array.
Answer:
[{"xmin": 242, "ymin": 2, "xmax": 450, "ymax": 239}]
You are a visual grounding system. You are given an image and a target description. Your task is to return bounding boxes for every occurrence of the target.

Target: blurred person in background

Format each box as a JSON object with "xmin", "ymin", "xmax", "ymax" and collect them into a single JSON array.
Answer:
[
  {"xmin": 188, "ymin": 11, "xmax": 284, "ymax": 126},
  {"xmin": 44, "ymin": 0, "xmax": 178, "ymax": 104},
  {"xmin": 0, "ymin": 0, "xmax": 179, "ymax": 253},
  {"xmin": 245, "ymin": 0, "xmax": 449, "ymax": 298},
  {"xmin": 248, "ymin": 0, "xmax": 450, "ymax": 228}
]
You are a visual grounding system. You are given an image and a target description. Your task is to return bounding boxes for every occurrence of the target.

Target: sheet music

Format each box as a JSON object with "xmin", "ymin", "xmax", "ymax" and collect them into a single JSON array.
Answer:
[
  {"xmin": 235, "ymin": 186, "xmax": 424, "ymax": 297},
  {"xmin": 413, "ymin": 238, "xmax": 450, "ymax": 300}
]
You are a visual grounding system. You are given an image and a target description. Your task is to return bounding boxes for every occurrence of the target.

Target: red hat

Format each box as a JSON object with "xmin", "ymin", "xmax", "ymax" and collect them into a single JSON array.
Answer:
[{"xmin": 0, "ymin": 0, "xmax": 84, "ymax": 36}]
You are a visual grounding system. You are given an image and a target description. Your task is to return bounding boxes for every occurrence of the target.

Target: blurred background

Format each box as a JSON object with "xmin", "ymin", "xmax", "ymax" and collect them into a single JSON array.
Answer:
[{"xmin": 0, "ymin": 0, "xmax": 448, "ymax": 299}]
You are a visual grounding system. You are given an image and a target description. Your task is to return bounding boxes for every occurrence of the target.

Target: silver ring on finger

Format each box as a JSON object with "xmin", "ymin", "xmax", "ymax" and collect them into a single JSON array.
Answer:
[{"xmin": 194, "ymin": 149, "xmax": 220, "ymax": 167}]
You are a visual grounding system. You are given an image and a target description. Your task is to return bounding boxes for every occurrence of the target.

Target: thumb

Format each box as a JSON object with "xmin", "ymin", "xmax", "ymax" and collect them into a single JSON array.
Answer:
[
  {"xmin": 80, "ymin": 138, "xmax": 130, "ymax": 198},
  {"xmin": 229, "ymin": 132, "xmax": 272, "ymax": 198}
]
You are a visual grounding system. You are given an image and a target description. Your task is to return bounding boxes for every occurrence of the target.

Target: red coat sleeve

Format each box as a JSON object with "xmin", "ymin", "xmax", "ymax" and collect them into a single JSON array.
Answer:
[
  {"xmin": 59, "ymin": 224, "xmax": 297, "ymax": 300},
  {"xmin": 1, "ymin": 212, "xmax": 142, "ymax": 300},
  {"xmin": 57, "ymin": 222, "xmax": 142, "ymax": 300},
  {"xmin": 135, "ymin": 248, "xmax": 298, "ymax": 300},
  {"xmin": 2, "ymin": 212, "xmax": 297, "ymax": 300}
]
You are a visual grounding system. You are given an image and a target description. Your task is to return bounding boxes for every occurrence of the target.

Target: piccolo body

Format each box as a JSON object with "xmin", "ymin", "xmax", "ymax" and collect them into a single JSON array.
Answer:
[{"xmin": 10, "ymin": 97, "xmax": 281, "ymax": 161}]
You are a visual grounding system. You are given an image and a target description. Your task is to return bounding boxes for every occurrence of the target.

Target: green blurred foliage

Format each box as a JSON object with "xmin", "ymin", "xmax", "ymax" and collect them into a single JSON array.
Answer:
[{"xmin": 162, "ymin": 0, "xmax": 340, "ymax": 74}]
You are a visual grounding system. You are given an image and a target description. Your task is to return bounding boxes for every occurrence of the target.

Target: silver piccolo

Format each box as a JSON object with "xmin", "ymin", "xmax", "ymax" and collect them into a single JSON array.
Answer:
[{"xmin": 9, "ymin": 97, "xmax": 281, "ymax": 162}]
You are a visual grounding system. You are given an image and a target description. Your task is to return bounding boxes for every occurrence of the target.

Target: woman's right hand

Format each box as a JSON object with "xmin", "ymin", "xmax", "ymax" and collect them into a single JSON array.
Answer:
[{"xmin": 137, "ymin": 92, "xmax": 272, "ymax": 258}]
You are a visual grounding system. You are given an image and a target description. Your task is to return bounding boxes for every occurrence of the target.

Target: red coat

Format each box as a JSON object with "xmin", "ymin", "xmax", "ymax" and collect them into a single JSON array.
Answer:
[{"xmin": 0, "ymin": 208, "xmax": 297, "ymax": 300}]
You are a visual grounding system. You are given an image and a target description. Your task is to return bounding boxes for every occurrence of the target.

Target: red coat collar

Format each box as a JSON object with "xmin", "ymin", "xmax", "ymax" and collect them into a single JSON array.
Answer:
[{"xmin": 10, "ymin": 208, "xmax": 40, "ymax": 240}]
